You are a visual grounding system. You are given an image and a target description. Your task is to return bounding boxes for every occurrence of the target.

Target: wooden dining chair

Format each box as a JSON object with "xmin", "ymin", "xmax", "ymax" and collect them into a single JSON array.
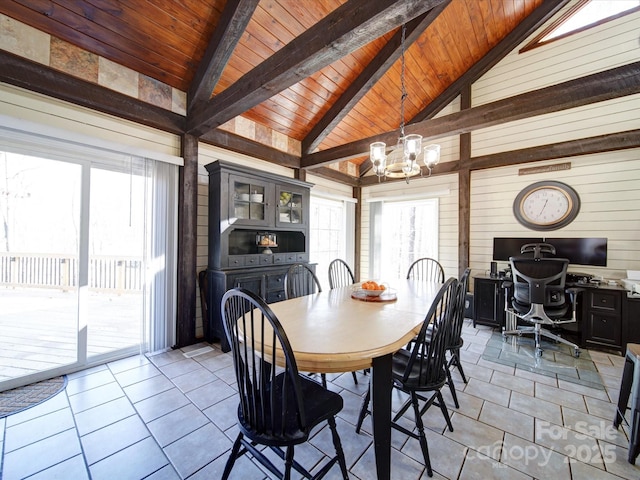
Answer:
[
  {"xmin": 444, "ymin": 268, "xmax": 471, "ymax": 408},
  {"xmin": 220, "ymin": 288, "xmax": 349, "ymax": 480},
  {"xmin": 328, "ymin": 258, "xmax": 355, "ymax": 289},
  {"xmin": 355, "ymin": 277, "xmax": 458, "ymax": 477},
  {"xmin": 284, "ymin": 263, "xmax": 330, "ymax": 386},
  {"xmin": 406, "ymin": 257, "xmax": 445, "ymax": 283},
  {"xmin": 327, "ymin": 258, "xmax": 366, "ymax": 384},
  {"xmin": 284, "ymin": 263, "xmax": 322, "ymax": 300}
]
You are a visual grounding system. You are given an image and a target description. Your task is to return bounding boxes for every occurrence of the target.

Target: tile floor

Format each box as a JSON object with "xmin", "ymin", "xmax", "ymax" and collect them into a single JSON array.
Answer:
[{"xmin": 1, "ymin": 321, "xmax": 639, "ymax": 480}]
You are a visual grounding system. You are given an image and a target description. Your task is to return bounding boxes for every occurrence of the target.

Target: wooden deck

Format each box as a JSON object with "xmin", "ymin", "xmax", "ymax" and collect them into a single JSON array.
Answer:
[{"xmin": 0, "ymin": 287, "xmax": 143, "ymax": 383}]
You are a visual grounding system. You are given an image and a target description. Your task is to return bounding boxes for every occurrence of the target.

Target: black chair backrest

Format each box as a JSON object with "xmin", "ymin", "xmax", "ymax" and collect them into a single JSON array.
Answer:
[
  {"xmin": 221, "ymin": 288, "xmax": 308, "ymax": 439},
  {"xmin": 449, "ymin": 268, "xmax": 471, "ymax": 345},
  {"xmin": 510, "ymin": 257, "xmax": 569, "ymax": 308},
  {"xmin": 406, "ymin": 258, "xmax": 445, "ymax": 283},
  {"xmin": 285, "ymin": 263, "xmax": 322, "ymax": 299},
  {"xmin": 402, "ymin": 277, "xmax": 458, "ymax": 386},
  {"xmin": 328, "ymin": 259, "xmax": 355, "ymax": 289},
  {"xmin": 520, "ymin": 243, "xmax": 556, "ymax": 259}
]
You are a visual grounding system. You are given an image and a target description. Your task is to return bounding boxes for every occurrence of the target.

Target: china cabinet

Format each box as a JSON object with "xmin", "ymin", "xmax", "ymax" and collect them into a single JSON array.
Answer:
[{"xmin": 205, "ymin": 160, "xmax": 313, "ymax": 350}]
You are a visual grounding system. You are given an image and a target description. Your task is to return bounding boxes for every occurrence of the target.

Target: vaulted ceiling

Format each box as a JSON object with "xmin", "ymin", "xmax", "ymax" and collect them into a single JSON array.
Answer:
[{"xmin": 1, "ymin": 0, "xmax": 576, "ymax": 181}]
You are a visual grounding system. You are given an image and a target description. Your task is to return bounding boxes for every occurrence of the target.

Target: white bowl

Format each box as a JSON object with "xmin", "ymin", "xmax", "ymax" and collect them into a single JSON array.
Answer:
[
  {"xmin": 250, "ymin": 193, "xmax": 263, "ymax": 202},
  {"xmin": 239, "ymin": 193, "xmax": 250, "ymax": 201},
  {"xmin": 361, "ymin": 288, "xmax": 385, "ymax": 297}
]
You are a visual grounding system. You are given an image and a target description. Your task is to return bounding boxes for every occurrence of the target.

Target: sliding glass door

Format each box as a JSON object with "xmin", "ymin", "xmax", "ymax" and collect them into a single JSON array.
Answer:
[
  {"xmin": 0, "ymin": 145, "xmax": 177, "ymax": 391},
  {"xmin": 87, "ymin": 163, "xmax": 146, "ymax": 359},
  {"xmin": 0, "ymin": 153, "xmax": 81, "ymax": 385}
]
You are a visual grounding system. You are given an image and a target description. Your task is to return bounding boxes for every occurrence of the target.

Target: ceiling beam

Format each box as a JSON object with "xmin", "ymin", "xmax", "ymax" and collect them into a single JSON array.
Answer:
[
  {"xmin": 0, "ymin": 50, "xmax": 185, "ymax": 134},
  {"xmin": 469, "ymin": 129, "xmax": 640, "ymax": 170},
  {"xmin": 301, "ymin": 60, "xmax": 640, "ymax": 167},
  {"xmin": 410, "ymin": 0, "xmax": 571, "ymax": 124},
  {"xmin": 308, "ymin": 167, "xmax": 359, "ymax": 187},
  {"xmin": 187, "ymin": 0, "xmax": 260, "ymax": 111},
  {"xmin": 186, "ymin": 0, "xmax": 448, "ymax": 136},
  {"xmin": 200, "ymin": 129, "xmax": 300, "ymax": 169},
  {"xmin": 301, "ymin": 2, "xmax": 450, "ymax": 155}
]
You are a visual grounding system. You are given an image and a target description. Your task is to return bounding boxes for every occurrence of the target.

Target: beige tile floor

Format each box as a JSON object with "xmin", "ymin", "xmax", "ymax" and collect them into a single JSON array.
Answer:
[{"xmin": 1, "ymin": 320, "xmax": 639, "ymax": 479}]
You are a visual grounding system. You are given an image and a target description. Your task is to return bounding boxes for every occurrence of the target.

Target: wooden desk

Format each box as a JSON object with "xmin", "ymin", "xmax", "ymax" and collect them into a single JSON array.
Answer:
[{"xmin": 267, "ymin": 279, "xmax": 441, "ymax": 480}]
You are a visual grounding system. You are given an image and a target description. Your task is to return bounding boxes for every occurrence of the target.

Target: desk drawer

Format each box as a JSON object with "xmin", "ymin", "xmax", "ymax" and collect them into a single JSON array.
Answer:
[
  {"xmin": 586, "ymin": 311, "xmax": 621, "ymax": 347},
  {"xmin": 590, "ymin": 291, "xmax": 620, "ymax": 313}
]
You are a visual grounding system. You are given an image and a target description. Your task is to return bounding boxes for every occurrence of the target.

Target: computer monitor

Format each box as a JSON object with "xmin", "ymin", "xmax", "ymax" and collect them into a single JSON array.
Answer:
[
  {"xmin": 492, "ymin": 237, "xmax": 607, "ymax": 266},
  {"xmin": 492, "ymin": 237, "xmax": 543, "ymax": 261},
  {"xmin": 544, "ymin": 237, "xmax": 607, "ymax": 267}
]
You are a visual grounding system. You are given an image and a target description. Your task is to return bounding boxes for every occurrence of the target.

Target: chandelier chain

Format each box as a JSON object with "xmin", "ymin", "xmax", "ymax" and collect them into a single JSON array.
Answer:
[{"xmin": 399, "ymin": 23, "xmax": 407, "ymax": 139}]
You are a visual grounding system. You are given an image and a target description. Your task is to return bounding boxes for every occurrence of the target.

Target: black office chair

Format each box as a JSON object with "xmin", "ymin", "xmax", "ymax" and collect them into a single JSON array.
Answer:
[
  {"xmin": 220, "ymin": 288, "xmax": 349, "ymax": 480},
  {"xmin": 355, "ymin": 278, "xmax": 458, "ymax": 477},
  {"xmin": 328, "ymin": 258, "xmax": 355, "ymax": 289},
  {"xmin": 502, "ymin": 243, "xmax": 581, "ymax": 358},
  {"xmin": 285, "ymin": 263, "xmax": 322, "ymax": 300},
  {"xmin": 406, "ymin": 257, "xmax": 445, "ymax": 283}
]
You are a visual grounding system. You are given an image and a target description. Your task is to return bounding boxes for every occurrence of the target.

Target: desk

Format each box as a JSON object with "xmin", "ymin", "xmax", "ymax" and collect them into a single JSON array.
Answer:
[{"xmin": 267, "ymin": 279, "xmax": 441, "ymax": 480}]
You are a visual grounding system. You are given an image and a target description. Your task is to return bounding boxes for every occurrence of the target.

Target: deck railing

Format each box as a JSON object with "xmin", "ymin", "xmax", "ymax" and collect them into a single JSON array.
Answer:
[{"xmin": 0, "ymin": 253, "xmax": 143, "ymax": 293}]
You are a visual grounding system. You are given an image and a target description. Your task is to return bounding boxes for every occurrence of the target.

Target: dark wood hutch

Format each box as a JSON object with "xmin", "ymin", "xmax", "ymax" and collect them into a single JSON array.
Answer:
[{"xmin": 205, "ymin": 160, "xmax": 313, "ymax": 351}]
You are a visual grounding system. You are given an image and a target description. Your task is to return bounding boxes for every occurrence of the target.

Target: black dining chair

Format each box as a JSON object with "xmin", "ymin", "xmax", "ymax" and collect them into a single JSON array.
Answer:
[
  {"xmin": 284, "ymin": 263, "xmax": 331, "ymax": 387},
  {"xmin": 327, "ymin": 258, "xmax": 365, "ymax": 384},
  {"xmin": 355, "ymin": 277, "xmax": 458, "ymax": 477},
  {"xmin": 220, "ymin": 288, "xmax": 349, "ymax": 480},
  {"xmin": 444, "ymin": 268, "xmax": 471, "ymax": 408},
  {"xmin": 328, "ymin": 258, "xmax": 355, "ymax": 289},
  {"xmin": 284, "ymin": 263, "xmax": 322, "ymax": 300},
  {"xmin": 406, "ymin": 257, "xmax": 445, "ymax": 283}
]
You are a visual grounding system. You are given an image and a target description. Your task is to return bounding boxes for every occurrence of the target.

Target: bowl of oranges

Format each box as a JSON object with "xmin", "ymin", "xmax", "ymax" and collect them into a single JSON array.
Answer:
[{"xmin": 359, "ymin": 280, "xmax": 387, "ymax": 297}]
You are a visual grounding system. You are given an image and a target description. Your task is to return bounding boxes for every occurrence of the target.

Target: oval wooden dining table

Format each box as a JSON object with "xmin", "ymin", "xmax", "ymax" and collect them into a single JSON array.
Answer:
[{"xmin": 266, "ymin": 278, "xmax": 442, "ymax": 480}]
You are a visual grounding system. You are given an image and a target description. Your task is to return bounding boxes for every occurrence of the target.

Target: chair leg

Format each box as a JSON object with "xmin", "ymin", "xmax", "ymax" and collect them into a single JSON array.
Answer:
[
  {"xmin": 284, "ymin": 446, "xmax": 294, "ymax": 480},
  {"xmin": 352, "ymin": 371, "xmax": 358, "ymax": 385},
  {"xmin": 321, "ymin": 373, "xmax": 327, "ymax": 388},
  {"xmin": 410, "ymin": 392, "xmax": 433, "ymax": 477},
  {"xmin": 221, "ymin": 433, "xmax": 243, "ymax": 480},
  {"xmin": 355, "ymin": 388, "xmax": 371, "ymax": 434},
  {"xmin": 328, "ymin": 416, "xmax": 350, "ymax": 479},
  {"xmin": 436, "ymin": 390, "xmax": 454, "ymax": 433},
  {"xmin": 445, "ymin": 367, "xmax": 460, "ymax": 409},
  {"xmin": 449, "ymin": 348, "xmax": 467, "ymax": 384}
]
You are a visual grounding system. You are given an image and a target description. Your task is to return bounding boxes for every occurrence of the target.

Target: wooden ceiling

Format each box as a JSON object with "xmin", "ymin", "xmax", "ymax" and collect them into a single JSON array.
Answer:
[{"xmin": 1, "ymin": 0, "xmax": 568, "ymax": 178}]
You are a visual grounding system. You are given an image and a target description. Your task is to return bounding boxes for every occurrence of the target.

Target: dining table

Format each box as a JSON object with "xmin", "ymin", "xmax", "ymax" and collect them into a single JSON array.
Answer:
[{"xmin": 265, "ymin": 278, "xmax": 442, "ymax": 480}]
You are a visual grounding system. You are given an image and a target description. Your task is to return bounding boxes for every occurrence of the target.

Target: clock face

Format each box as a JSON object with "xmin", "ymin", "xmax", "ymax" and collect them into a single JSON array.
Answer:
[{"xmin": 513, "ymin": 181, "xmax": 580, "ymax": 231}]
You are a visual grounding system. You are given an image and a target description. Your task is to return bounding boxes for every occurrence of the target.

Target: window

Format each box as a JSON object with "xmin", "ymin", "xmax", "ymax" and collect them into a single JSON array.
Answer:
[
  {"xmin": 370, "ymin": 198, "xmax": 439, "ymax": 281},
  {"xmin": 309, "ymin": 195, "xmax": 354, "ymax": 287},
  {"xmin": 520, "ymin": 0, "xmax": 640, "ymax": 52}
]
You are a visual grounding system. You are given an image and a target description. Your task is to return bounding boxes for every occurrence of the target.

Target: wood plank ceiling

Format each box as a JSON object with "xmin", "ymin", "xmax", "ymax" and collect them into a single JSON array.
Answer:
[{"xmin": 0, "ymin": 0, "xmax": 552, "ymax": 179}]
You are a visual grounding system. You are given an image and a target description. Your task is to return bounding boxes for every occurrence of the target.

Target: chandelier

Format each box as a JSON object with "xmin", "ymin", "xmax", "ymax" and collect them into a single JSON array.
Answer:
[{"xmin": 370, "ymin": 24, "xmax": 440, "ymax": 183}]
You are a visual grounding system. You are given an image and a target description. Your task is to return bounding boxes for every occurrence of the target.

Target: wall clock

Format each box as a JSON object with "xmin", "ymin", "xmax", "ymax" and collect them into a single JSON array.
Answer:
[{"xmin": 513, "ymin": 180, "xmax": 580, "ymax": 231}]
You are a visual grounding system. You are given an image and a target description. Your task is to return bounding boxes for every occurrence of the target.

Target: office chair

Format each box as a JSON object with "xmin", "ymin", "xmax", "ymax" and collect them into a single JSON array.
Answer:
[
  {"xmin": 355, "ymin": 278, "xmax": 458, "ymax": 477},
  {"xmin": 406, "ymin": 257, "xmax": 445, "ymax": 283},
  {"xmin": 328, "ymin": 258, "xmax": 355, "ymax": 289},
  {"xmin": 220, "ymin": 288, "xmax": 349, "ymax": 480},
  {"xmin": 502, "ymin": 243, "xmax": 581, "ymax": 358}
]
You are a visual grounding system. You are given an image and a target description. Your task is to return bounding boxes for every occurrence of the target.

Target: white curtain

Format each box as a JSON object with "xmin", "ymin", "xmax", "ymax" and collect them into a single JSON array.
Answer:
[{"xmin": 145, "ymin": 159, "xmax": 178, "ymax": 352}]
